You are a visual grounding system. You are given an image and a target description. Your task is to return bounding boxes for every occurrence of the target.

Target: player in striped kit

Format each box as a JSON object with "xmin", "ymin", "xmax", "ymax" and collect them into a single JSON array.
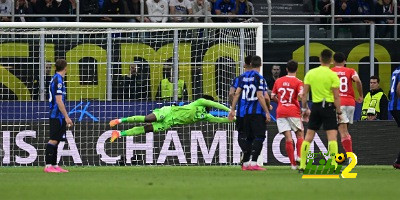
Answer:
[
  {"xmin": 229, "ymin": 55, "xmax": 271, "ymax": 171},
  {"xmin": 271, "ymin": 60, "xmax": 304, "ymax": 170},
  {"xmin": 389, "ymin": 66, "xmax": 400, "ymax": 169},
  {"xmin": 331, "ymin": 52, "xmax": 363, "ymax": 158}
]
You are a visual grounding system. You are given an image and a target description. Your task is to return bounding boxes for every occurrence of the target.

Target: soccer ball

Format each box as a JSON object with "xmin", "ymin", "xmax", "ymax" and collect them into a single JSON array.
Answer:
[{"xmin": 335, "ymin": 153, "xmax": 346, "ymax": 163}]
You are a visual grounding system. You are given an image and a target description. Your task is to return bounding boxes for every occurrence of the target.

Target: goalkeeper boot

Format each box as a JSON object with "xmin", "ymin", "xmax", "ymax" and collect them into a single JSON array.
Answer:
[
  {"xmin": 44, "ymin": 166, "xmax": 60, "ymax": 173},
  {"xmin": 54, "ymin": 166, "xmax": 69, "ymax": 173},
  {"xmin": 109, "ymin": 119, "xmax": 121, "ymax": 128},
  {"xmin": 111, "ymin": 130, "xmax": 121, "ymax": 143}
]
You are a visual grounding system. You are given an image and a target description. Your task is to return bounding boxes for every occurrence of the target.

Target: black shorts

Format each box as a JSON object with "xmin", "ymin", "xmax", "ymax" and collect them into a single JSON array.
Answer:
[
  {"xmin": 308, "ymin": 103, "xmax": 338, "ymax": 131},
  {"xmin": 236, "ymin": 117, "xmax": 244, "ymax": 135},
  {"xmin": 391, "ymin": 110, "xmax": 400, "ymax": 127},
  {"xmin": 244, "ymin": 114, "xmax": 266, "ymax": 138},
  {"xmin": 49, "ymin": 118, "xmax": 66, "ymax": 141}
]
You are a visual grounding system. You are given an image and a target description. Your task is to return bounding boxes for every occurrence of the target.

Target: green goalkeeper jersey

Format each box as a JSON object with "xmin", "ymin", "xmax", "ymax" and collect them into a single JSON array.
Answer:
[{"xmin": 154, "ymin": 98, "xmax": 231, "ymax": 125}]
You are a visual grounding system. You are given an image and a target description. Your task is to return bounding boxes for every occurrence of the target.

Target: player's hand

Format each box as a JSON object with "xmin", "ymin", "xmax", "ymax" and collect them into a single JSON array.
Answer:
[
  {"xmin": 301, "ymin": 109, "xmax": 310, "ymax": 122},
  {"xmin": 337, "ymin": 110, "xmax": 343, "ymax": 122},
  {"xmin": 228, "ymin": 110, "xmax": 235, "ymax": 121},
  {"xmin": 65, "ymin": 117, "xmax": 73, "ymax": 128},
  {"xmin": 269, "ymin": 105, "xmax": 273, "ymax": 110},
  {"xmin": 265, "ymin": 113, "xmax": 271, "ymax": 123},
  {"xmin": 356, "ymin": 96, "xmax": 363, "ymax": 103}
]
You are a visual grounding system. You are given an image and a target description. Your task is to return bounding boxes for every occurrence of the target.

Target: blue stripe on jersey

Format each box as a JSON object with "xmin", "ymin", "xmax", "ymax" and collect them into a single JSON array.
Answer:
[
  {"xmin": 49, "ymin": 73, "xmax": 66, "ymax": 119},
  {"xmin": 389, "ymin": 66, "xmax": 400, "ymax": 111},
  {"xmin": 231, "ymin": 76, "xmax": 246, "ymax": 117},
  {"xmin": 238, "ymin": 70, "xmax": 267, "ymax": 116}
]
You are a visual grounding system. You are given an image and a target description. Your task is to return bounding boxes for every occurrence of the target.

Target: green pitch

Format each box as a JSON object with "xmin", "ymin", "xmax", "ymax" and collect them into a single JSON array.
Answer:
[{"xmin": 1, "ymin": 166, "xmax": 399, "ymax": 200}]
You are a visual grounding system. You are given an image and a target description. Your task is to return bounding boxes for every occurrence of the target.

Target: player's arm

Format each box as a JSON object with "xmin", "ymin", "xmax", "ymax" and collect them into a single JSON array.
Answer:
[
  {"xmin": 229, "ymin": 87, "xmax": 242, "ymax": 120},
  {"xmin": 205, "ymin": 114, "xmax": 232, "ymax": 123},
  {"xmin": 397, "ymin": 80, "xmax": 400, "ymax": 97},
  {"xmin": 270, "ymin": 84, "xmax": 278, "ymax": 102},
  {"xmin": 257, "ymin": 90, "xmax": 270, "ymax": 122},
  {"xmin": 195, "ymin": 98, "xmax": 230, "ymax": 111},
  {"xmin": 352, "ymin": 74, "xmax": 364, "ymax": 103},
  {"xmin": 332, "ymin": 87, "xmax": 342, "ymax": 114},
  {"xmin": 264, "ymin": 91, "xmax": 271, "ymax": 111},
  {"xmin": 55, "ymin": 96, "xmax": 73, "ymax": 127},
  {"xmin": 228, "ymin": 86, "xmax": 236, "ymax": 105},
  {"xmin": 331, "ymin": 73, "xmax": 342, "ymax": 115}
]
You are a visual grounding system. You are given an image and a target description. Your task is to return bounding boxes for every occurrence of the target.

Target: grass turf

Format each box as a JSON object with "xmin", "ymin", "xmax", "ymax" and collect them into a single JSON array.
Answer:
[{"xmin": 1, "ymin": 166, "xmax": 399, "ymax": 200}]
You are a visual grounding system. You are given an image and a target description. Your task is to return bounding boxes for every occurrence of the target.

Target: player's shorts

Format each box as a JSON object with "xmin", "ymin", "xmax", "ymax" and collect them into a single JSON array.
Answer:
[
  {"xmin": 236, "ymin": 117, "xmax": 244, "ymax": 135},
  {"xmin": 244, "ymin": 114, "xmax": 266, "ymax": 138},
  {"xmin": 308, "ymin": 102, "xmax": 338, "ymax": 131},
  {"xmin": 152, "ymin": 106, "xmax": 174, "ymax": 132},
  {"xmin": 277, "ymin": 117, "xmax": 303, "ymax": 133},
  {"xmin": 49, "ymin": 118, "xmax": 66, "ymax": 141},
  {"xmin": 390, "ymin": 110, "xmax": 400, "ymax": 127},
  {"xmin": 337, "ymin": 106, "xmax": 355, "ymax": 124}
]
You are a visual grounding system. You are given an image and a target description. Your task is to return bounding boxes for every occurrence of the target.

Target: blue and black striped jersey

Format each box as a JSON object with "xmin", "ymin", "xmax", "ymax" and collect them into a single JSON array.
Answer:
[
  {"xmin": 389, "ymin": 66, "xmax": 400, "ymax": 111},
  {"xmin": 49, "ymin": 73, "xmax": 66, "ymax": 119},
  {"xmin": 231, "ymin": 76, "xmax": 246, "ymax": 117},
  {"xmin": 237, "ymin": 70, "xmax": 268, "ymax": 115}
]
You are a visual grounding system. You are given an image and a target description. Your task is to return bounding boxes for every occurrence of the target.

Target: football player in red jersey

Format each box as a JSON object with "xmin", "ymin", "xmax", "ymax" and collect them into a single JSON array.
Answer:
[
  {"xmin": 331, "ymin": 52, "xmax": 363, "ymax": 159},
  {"xmin": 271, "ymin": 60, "xmax": 305, "ymax": 170}
]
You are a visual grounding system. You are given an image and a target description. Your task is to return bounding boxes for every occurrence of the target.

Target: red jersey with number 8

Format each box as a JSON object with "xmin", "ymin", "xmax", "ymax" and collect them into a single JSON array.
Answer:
[
  {"xmin": 331, "ymin": 66, "xmax": 358, "ymax": 106},
  {"xmin": 272, "ymin": 76, "xmax": 303, "ymax": 118}
]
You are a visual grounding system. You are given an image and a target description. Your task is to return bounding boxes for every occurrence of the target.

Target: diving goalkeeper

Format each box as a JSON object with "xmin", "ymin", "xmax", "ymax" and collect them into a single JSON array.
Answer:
[{"xmin": 109, "ymin": 95, "xmax": 233, "ymax": 142}]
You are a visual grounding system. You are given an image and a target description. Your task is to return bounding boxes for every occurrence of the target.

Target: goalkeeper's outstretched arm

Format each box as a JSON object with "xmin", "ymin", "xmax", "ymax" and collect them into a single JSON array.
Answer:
[
  {"xmin": 205, "ymin": 114, "xmax": 232, "ymax": 123},
  {"xmin": 192, "ymin": 98, "xmax": 230, "ymax": 112}
]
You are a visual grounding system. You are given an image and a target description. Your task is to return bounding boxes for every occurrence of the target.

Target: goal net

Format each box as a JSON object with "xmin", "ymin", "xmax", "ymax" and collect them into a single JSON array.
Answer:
[{"xmin": 0, "ymin": 22, "xmax": 263, "ymax": 166}]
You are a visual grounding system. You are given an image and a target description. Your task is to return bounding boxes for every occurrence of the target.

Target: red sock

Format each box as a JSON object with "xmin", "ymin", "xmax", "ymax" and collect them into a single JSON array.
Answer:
[
  {"xmin": 341, "ymin": 135, "xmax": 353, "ymax": 152},
  {"xmin": 285, "ymin": 141, "xmax": 296, "ymax": 166},
  {"xmin": 296, "ymin": 137, "xmax": 304, "ymax": 158}
]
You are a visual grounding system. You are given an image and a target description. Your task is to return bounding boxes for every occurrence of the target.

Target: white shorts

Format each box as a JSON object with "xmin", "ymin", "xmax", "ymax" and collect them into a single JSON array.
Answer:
[
  {"xmin": 277, "ymin": 117, "xmax": 304, "ymax": 133},
  {"xmin": 338, "ymin": 106, "xmax": 355, "ymax": 124}
]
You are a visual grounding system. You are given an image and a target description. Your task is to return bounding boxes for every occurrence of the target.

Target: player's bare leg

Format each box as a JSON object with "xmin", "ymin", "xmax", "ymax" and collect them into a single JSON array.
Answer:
[
  {"xmin": 283, "ymin": 131, "xmax": 297, "ymax": 169},
  {"xmin": 110, "ymin": 113, "xmax": 158, "ymax": 127}
]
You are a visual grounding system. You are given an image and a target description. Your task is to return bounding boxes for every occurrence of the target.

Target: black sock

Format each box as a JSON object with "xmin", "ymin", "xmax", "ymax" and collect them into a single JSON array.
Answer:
[
  {"xmin": 251, "ymin": 137, "xmax": 265, "ymax": 162},
  {"xmin": 45, "ymin": 143, "xmax": 57, "ymax": 166},
  {"xmin": 53, "ymin": 144, "xmax": 58, "ymax": 166},
  {"xmin": 396, "ymin": 151, "xmax": 400, "ymax": 164},
  {"xmin": 238, "ymin": 138, "xmax": 252, "ymax": 163}
]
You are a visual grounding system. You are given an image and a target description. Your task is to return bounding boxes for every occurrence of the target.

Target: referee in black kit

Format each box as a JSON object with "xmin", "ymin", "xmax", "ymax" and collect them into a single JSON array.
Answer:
[{"xmin": 299, "ymin": 49, "xmax": 342, "ymax": 171}]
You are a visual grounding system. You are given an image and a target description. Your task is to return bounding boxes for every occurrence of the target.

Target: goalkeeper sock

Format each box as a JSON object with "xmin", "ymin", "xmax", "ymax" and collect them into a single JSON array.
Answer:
[
  {"xmin": 285, "ymin": 140, "xmax": 296, "ymax": 166},
  {"xmin": 341, "ymin": 135, "xmax": 353, "ymax": 152},
  {"xmin": 328, "ymin": 141, "xmax": 338, "ymax": 168},
  {"xmin": 300, "ymin": 141, "xmax": 310, "ymax": 169},
  {"xmin": 296, "ymin": 137, "xmax": 304, "ymax": 158},
  {"xmin": 45, "ymin": 143, "xmax": 57, "ymax": 166},
  {"xmin": 121, "ymin": 126, "xmax": 145, "ymax": 136},
  {"xmin": 122, "ymin": 116, "xmax": 145, "ymax": 123}
]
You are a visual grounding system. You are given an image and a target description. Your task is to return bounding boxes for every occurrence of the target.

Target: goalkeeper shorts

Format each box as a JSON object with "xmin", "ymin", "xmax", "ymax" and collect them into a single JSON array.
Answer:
[{"xmin": 152, "ymin": 106, "xmax": 174, "ymax": 132}]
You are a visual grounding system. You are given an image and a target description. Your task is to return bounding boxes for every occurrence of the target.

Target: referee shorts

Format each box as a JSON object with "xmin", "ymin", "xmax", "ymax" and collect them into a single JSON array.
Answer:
[
  {"xmin": 308, "ymin": 103, "xmax": 338, "ymax": 131},
  {"xmin": 49, "ymin": 118, "xmax": 66, "ymax": 141}
]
